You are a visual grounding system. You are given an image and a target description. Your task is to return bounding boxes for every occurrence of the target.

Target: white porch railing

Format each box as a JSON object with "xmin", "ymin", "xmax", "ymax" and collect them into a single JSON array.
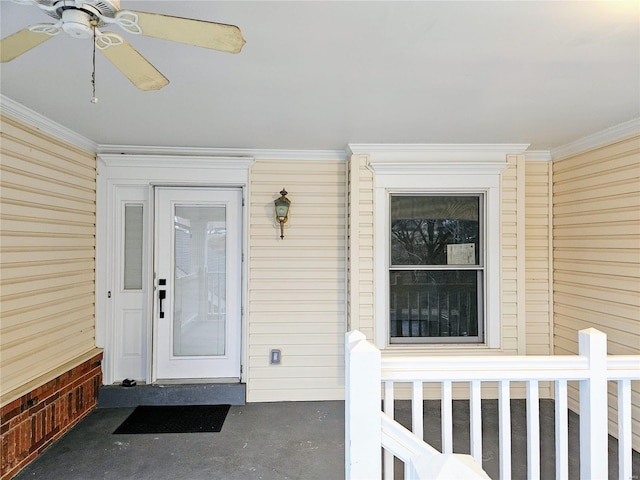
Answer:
[{"xmin": 345, "ymin": 329, "xmax": 640, "ymax": 480}]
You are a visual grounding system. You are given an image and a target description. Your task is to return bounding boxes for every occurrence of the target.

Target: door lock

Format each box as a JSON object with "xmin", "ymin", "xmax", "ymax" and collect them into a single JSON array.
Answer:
[{"xmin": 158, "ymin": 278, "xmax": 166, "ymax": 318}]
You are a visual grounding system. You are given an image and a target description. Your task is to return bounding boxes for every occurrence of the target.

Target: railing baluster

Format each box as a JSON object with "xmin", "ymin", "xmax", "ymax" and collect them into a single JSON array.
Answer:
[
  {"xmin": 499, "ymin": 381, "xmax": 512, "ymax": 480},
  {"xmin": 384, "ymin": 381, "xmax": 395, "ymax": 415},
  {"xmin": 384, "ymin": 381, "xmax": 395, "ymax": 480},
  {"xmin": 441, "ymin": 380, "xmax": 453, "ymax": 453},
  {"xmin": 412, "ymin": 381, "xmax": 424, "ymax": 440},
  {"xmin": 618, "ymin": 379, "xmax": 632, "ymax": 480},
  {"xmin": 526, "ymin": 380, "xmax": 540, "ymax": 480},
  {"xmin": 554, "ymin": 380, "xmax": 569, "ymax": 480},
  {"xmin": 470, "ymin": 380, "xmax": 483, "ymax": 466},
  {"xmin": 579, "ymin": 329, "xmax": 608, "ymax": 480}
]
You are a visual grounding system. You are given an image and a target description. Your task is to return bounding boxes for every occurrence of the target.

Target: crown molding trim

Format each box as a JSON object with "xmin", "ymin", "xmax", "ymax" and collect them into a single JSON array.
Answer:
[
  {"xmin": 98, "ymin": 153, "xmax": 255, "ymax": 170},
  {"xmin": 524, "ymin": 150, "xmax": 553, "ymax": 162},
  {"xmin": 0, "ymin": 95, "xmax": 97, "ymax": 153},
  {"xmin": 97, "ymin": 144, "xmax": 348, "ymax": 161},
  {"xmin": 347, "ymin": 143, "xmax": 530, "ymax": 163},
  {"xmin": 368, "ymin": 161, "xmax": 509, "ymax": 176},
  {"xmin": 551, "ymin": 117, "xmax": 640, "ymax": 160}
]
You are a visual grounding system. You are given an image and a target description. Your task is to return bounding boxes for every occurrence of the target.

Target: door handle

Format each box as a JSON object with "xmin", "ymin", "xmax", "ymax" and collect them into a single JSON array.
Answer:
[
  {"xmin": 158, "ymin": 289, "xmax": 166, "ymax": 318},
  {"xmin": 158, "ymin": 278, "xmax": 167, "ymax": 318}
]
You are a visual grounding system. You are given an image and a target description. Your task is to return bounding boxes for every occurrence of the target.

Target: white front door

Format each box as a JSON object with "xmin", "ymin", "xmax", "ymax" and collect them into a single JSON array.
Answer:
[{"xmin": 154, "ymin": 187, "xmax": 242, "ymax": 380}]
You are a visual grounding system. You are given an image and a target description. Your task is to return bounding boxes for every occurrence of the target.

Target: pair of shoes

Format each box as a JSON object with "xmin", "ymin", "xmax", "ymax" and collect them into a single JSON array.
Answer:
[{"xmin": 121, "ymin": 379, "xmax": 137, "ymax": 387}]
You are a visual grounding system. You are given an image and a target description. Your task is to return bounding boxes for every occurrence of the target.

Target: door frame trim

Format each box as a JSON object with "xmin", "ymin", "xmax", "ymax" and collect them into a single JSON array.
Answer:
[{"xmin": 97, "ymin": 155, "xmax": 253, "ymax": 386}]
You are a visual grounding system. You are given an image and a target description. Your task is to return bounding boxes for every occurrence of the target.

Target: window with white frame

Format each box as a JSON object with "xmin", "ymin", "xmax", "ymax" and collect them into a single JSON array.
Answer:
[
  {"xmin": 389, "ymin": 194, "xmax": 484, "ymax": 343},
  {"xmin": 361, "ymin": 146, "xmax": 521, "ymax": 350}
]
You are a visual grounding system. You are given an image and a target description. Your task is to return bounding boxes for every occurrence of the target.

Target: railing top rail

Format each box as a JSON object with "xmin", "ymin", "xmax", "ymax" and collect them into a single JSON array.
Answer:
[
  {"xmin": 607, "ymin": 356, "xmax": 640, "ymax": 379},
  {"xmin": 381, "ymin": 354, "xmax": 640, "ymax": 382}
]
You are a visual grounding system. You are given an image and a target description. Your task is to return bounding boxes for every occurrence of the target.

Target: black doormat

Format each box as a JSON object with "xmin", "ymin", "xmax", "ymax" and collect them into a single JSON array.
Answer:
[{"xmin": 113, "ymin": 404, "xmax": 231, "ymax": 434}]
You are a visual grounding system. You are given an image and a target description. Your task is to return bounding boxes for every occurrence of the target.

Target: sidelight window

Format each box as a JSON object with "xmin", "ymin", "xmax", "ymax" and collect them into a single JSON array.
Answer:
[{"xmin": 123, "ymin": 204, "xmax": 143, "ymax": 290}]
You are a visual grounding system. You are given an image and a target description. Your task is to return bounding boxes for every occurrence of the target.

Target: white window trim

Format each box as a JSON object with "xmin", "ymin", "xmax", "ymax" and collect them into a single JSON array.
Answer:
[{"xmin": 360, "ymin": 145, "xmax": 528, "ymax": 350}]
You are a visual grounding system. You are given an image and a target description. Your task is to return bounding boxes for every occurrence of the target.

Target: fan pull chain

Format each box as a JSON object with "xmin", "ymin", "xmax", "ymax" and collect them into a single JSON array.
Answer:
[{"xmin": 90, "ymin": 22, "xmax": 98, "ymax": 104}]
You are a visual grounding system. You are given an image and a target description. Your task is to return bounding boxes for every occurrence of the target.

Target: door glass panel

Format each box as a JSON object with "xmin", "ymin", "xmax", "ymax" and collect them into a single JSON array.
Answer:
[
  {"xmin": 173, "ymin": 205, "xmax": 226, "ymax": 357},
  {"xmin": 124, "ymin": 204, "xmax": 143, "ymax": 290}
]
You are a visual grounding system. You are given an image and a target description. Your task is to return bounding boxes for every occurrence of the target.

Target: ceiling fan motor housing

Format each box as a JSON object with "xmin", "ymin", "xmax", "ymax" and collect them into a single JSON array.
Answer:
[
  {"xmin": 61, "ymin": 9, "xmax": 93, "ymax": 38},
  {"xmin": 37, "ymin": 0, "xmax": 122, "ymax": 26}
]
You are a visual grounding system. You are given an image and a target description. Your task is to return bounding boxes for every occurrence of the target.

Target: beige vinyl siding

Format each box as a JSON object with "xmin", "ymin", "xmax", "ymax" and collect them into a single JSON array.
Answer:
[
  {"xmin": 0, "ymin": 115, "xmax": 97, "ymax": 404},
  {"xmin": 553, "ymin": 134, "xmax": 640, "ymax": 450},
  {"xmin": 347, "ymin": 154, "xmax": 375, "ymax": 340},
  {"xmin": 525, "ymin": 160, "xmax": 553, "ymax": 355},
  {"xmin": 247, "ymin": 159, "xmax": 346, "ymax": 402},
  {"xmin": 500, "ymin": 154, "xmax": 522, "ymax": 354}
]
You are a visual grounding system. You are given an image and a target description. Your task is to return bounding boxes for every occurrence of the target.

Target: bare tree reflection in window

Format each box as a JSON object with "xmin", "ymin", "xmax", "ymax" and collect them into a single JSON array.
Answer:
[{"xmin": 389, "ymin": 195, "xmax": 483, "ymax": 342}]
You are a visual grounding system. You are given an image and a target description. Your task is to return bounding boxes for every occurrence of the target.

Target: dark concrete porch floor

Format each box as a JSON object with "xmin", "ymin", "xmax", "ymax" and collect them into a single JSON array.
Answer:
[
  {"xmin": 14, "ymin": 402, "xmax": 345, "ymax": 480},
  {"xmin": 13, "ymin": 400, "xmax": 639, "ymax": 480}
]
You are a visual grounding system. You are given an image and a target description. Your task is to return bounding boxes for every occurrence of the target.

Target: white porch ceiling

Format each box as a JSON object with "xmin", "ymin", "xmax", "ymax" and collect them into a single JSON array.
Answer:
[{"xmin": 1, "ymin": 1, "xmax": 638, "ymax": 152}]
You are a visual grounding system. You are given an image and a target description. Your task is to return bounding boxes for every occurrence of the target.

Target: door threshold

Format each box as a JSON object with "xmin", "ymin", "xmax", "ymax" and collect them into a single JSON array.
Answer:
[
  {"xmin": 99, "ymin": 381, "xmax": 246, "ymax": 406},
  {"xmin": 154, "ymin": 378, "xmax": 241, "ymax": 385}
]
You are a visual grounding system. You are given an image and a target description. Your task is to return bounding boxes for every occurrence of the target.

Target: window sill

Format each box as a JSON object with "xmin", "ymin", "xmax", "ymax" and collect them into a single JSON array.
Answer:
[{"xmin": 380, "ymin": 343, "xmax": 506, "ymax": 357}]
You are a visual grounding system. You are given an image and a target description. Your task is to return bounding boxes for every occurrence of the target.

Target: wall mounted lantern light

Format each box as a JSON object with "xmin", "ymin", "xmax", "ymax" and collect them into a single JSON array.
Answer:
[{"xmin": 274, "ymin": 188, "xmax": 291, "ymax": 239}]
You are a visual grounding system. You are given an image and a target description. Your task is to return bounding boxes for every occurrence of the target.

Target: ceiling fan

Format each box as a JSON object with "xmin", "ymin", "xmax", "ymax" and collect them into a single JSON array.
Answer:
[{"xmin": 0, "ymin": 0, "xmax": 246, "ymax": 91}]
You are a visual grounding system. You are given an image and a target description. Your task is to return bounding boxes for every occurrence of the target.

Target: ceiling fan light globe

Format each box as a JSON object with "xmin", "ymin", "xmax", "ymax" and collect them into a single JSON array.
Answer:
[{"xmin": 61, "ymin": 9, "xmax": 93, "ymax": 38}]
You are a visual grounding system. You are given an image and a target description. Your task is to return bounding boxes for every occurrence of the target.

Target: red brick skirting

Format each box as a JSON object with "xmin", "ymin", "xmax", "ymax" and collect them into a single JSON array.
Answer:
[{"xmin": 0, "ymin": 352, "xmax": 103, "ymax": 480}]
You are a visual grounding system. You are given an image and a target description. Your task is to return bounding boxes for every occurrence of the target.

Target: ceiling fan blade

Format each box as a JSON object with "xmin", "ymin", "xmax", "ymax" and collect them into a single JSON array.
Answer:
[
  {"xmin": 129, "ymin": 11, "xmax": 246, "ymax": 54},
  {"xmin": 99, "ymin": 38, "xmax": 169, "ymax": 91},
  {"xmin": 1, "ymin": 28, "xmax": 54, "ymax": 63}
]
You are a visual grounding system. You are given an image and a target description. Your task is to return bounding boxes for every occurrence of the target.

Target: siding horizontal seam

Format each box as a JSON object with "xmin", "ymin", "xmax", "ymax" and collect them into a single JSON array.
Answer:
[
  {"xmin": 0, "ymin": 118, "xmax": 95, "ymax": 164},
  {"xmin": 1, "ymin": 313, "xmax": 95, "ymax": 349},
  {"xmin": 1, "ymin": 181, "xmax": 95, "ymax": 205},
  {"xmin": 2, "ymin": 160, "xmax": 96, "ymax": 188}
]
